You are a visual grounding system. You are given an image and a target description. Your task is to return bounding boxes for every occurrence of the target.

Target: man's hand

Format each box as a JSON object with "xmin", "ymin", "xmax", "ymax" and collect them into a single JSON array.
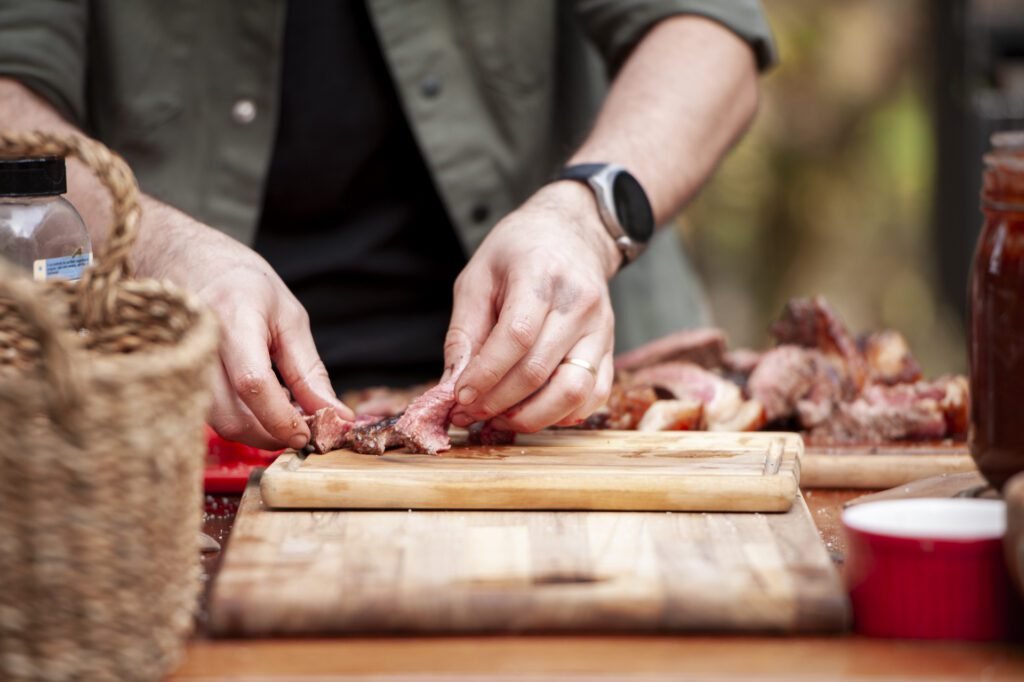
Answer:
[
  {"xmin": 447, "ymin": 181, "xmax": 618, "ymax": 432},
  {"xmin": 144, "ymin": 204, "xmax": 353, "ymax": 450},
  {"xmin": 0, "ymin": 78, "xmax": 352, "ymax": 450}
]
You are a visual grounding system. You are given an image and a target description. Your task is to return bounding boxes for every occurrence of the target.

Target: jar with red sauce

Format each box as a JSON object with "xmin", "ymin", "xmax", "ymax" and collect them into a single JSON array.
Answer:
[{"xmin": 970, "ymin": 131, "xmax": 1024, "ymax": 490}]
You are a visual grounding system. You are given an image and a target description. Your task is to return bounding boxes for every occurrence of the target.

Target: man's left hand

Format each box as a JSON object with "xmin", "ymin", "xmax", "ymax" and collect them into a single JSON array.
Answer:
[{"xmin": 446, "ymin": 181, "xmax": 619, "ymax": 432}]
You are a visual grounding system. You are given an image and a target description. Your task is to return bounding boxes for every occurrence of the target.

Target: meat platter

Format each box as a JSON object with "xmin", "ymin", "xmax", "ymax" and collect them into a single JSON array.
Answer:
[{"xmin": 299, "ymin": 296, "xmax": 973, "ymax": 488}]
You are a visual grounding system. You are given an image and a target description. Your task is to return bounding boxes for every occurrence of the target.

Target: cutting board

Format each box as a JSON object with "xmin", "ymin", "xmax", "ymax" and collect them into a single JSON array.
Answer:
[
  {"xmin": 260, "ymin": 430, "xmax": 803, "ymax": 513},
  {"xmin": 208, "ymin": 478, "xmax": 849, "ymax": 636},
  {"xmin": 801, "ymin": 441, "xmax": 975, "ymax": 489}
]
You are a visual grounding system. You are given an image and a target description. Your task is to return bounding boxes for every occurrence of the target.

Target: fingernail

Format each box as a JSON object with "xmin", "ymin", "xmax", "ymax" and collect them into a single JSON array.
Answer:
[
  {"xmin": 457, "ymin": 387, "xmax": 477, "ymax": 405},
  {"xmin": 450, "ymin": 413, "xmax": 473, "ymax": 428},
  {"xmin": 288, "ymin": 434, "xmax": 308, "ymax": 450}
]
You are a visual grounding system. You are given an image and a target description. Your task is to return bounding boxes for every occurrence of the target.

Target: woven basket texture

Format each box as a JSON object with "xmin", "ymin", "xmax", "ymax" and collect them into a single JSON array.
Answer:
[{"xmin": 0, "ymin": 131, "xmax": 218, "ymax": 682}]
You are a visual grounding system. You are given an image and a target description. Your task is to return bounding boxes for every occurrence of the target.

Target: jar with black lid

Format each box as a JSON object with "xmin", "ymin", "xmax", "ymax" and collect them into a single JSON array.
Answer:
[{"xmin": 0, "ymin": 155, "xmax": 91, "ymax": 281}]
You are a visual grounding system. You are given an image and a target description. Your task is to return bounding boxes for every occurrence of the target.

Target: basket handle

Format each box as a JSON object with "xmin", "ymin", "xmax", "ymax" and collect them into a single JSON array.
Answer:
[
  {"xmin": 0, "ymin": 259, "xmax": 84, "ymax": 439},
  {"xmin": 0, "ymin": 130, "xmax": 141, "ymax": 329}
]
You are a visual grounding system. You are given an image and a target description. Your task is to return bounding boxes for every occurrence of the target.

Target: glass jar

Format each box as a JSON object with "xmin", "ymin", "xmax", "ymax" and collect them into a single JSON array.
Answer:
[
  {"xmin": 0, "ymin": 156, "xmax": 91, "ymax": 281},
  {"xmin": 969, "ymin": 131, "xmax": 1024, "ymax": 490}
]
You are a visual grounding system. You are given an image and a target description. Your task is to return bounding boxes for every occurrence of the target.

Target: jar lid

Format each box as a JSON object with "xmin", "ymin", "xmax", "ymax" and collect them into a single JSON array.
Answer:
[{"xmin": 0, "ymin": 156, "xmax": 67, "ymax": 197}]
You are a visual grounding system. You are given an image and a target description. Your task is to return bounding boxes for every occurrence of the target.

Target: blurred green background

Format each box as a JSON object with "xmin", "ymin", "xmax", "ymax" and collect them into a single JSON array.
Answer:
[{"xmin": 684, "ymin": 0, "xmax": 965, "ymax": 375}]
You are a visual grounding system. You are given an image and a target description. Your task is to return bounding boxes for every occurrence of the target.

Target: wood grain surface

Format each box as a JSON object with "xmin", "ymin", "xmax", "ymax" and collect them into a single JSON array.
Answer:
[
  {"xmin": 171, "ymin": 636, "xmax": 1024, "ymax": 681},
  {"xmin": 208, "ymin": 478, "xmax": 848, "ymax": 637},
  {"xmin": 261, "ymin": 430, "xmax": 803, "ymax": 512},
  {"xmin": 802, "ymin": 441, "xmax": 975, "ymax": 489}
]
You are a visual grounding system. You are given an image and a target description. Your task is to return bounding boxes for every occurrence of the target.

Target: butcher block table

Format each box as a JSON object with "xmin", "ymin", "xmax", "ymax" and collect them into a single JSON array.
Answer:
[{"xmin": 169, "ymin": 469, "xmax": 1024, "ymax": 681}]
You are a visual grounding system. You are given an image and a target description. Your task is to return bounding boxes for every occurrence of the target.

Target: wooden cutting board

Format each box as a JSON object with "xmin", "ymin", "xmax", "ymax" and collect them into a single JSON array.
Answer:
[
  {"xmin": 208, "ymin": 478, "xmax": 849, "ymax": 636},
  {"xmin": 260, "ymin": 430, "xmax": 803, "ymax": 513},
  {"xmin": 801, "ymin": 441, "xmax": 975, "ymax": 489}
]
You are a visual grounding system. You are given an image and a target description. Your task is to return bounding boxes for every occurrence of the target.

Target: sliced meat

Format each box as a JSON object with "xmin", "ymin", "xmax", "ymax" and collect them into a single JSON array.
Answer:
[
  {"xmin": 305, "ymin": 413, "xmax": 400, "ymax": 456},
  {"xmin": 636, "ymin": 399, "xmax": 703, "ymax": 431},
  {"xmin": 746, "ymin": 346, "xmax": 816, "ymax": 422},
  {"xmin": 627, "ymin": 362, "xmax": 743, "ymax": 430},
  {"xmin": 859, "ymin": 330, "xmax": 923, "ymax": 385},
  {"xmin": 467, "ymin": 421, "xmax": 517, "ymax": 445},
  {"xmin": 577, "ymin": 407, "xmax": 611, "ymax": 430},
  {"xmin": 614, "ymin": 328, "xmax": 727, "ymax": 371},
  {"xmin": 924, "ymin": 375, "xmax": 969, "ymax": 437},
  {"xmin": 707, "ymin": 399, "xmax": 767, "ymax": 432},
  {"xmin": 393, "ymin": 349, "xmax": 471, "ymax": 455},
  {"xmin": 771, "ymin": 296, "xmax": 866, "ymax": 393},
  {"xmin": 810, "ymin": 383, "xmax": 950, "ymax": 443},
  {"xmin": 721, "ymin": 348, "xmax": 763, "ymax": 380},
  {"xmin": 305, "ymin": 407, "xmax": 352, "ymax": 453},
  {"xmin": 747, "ymin": 346, "xmax": 844, "ymax": 428},
  {"xmin": 939, "ymin": 375, "xmax": 969, "ymax": 437},
  {"xmin": 605, "ymin": 385, "xmax": 659, "ymax": 430},
  {"xmin": 349, "ymin": 415, "xmax": 404, "ymax": 455}
]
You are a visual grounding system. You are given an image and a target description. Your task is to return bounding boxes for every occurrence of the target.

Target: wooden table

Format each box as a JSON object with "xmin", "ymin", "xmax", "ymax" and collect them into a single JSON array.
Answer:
[{"xmin": 170, "ymin": 489, "xmax": 1024, "ymax": 681}]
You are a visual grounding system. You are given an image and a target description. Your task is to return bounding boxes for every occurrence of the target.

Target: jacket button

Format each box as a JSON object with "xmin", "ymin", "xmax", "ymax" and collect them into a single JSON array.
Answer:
[
  {"xmin": 232, "ymin": 99, "xmax": 257, "ymax": 124},
  {"xmin": 420, "ymin": 75, "xmax": 443, "ymax": 99},
  {"xmin": 470, "ymin": 204, "xmax": 490, "ymax": 223}
]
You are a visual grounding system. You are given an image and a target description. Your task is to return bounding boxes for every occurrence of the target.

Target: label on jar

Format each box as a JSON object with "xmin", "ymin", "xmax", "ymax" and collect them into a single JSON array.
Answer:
[{"xmin": 33, "ymin": 253, "xmax": 93, "ymax": 282}]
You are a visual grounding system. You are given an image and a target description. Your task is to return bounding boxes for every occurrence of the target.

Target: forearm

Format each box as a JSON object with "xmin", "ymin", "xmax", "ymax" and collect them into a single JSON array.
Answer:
[
  {"xmin": 0, "ymin": 77, "xmax": 224, "ymax": 284},
  {"xmin": 570, "ymin": 15, "xmax": 760, "ymax": 225}
]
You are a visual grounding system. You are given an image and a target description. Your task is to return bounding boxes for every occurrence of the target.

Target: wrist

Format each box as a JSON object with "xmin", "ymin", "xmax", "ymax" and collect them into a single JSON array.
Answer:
[{"xmin": 529, "ymin": 181, "xmax": 622, "ymax": 280}]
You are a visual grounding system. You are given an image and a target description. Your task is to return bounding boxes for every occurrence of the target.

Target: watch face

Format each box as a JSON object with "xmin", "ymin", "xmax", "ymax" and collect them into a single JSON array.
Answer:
[{"xmin": 611, "ymin": 171, "xmax": 655, "ymax": 243}]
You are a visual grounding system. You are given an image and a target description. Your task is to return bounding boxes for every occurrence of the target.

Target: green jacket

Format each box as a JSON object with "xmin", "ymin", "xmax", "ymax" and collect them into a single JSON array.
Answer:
[{"xmin": 0, "ymin": 0, "xmax": 774, "ymax": 351}]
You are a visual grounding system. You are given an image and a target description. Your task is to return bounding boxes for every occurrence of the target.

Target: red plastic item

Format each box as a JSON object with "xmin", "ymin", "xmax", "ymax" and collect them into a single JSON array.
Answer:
[
  {"xmin": 204, "ymin": 426, "xmax": 282, "ymax": 493},
  {"xmin": 843, "ymin": 499, "xmax": 1019, "ymax": 641}
]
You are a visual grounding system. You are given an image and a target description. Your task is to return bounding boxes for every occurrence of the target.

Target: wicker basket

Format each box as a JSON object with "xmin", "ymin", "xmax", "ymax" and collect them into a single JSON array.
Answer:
[{"xmin": 0, "ymin": 131, "xmax": 219, "ymax": 682}]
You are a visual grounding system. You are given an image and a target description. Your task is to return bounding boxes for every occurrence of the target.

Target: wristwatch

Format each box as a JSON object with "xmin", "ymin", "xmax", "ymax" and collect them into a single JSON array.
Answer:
[{"xmin": 555, "ymin": 163, "xmax": 655, "ymax": 267}]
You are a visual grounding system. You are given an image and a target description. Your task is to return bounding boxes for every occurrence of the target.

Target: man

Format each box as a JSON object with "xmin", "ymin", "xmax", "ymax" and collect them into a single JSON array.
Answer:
[{"xmin": 0, "ymin": 1, "xmax": 774, "ymax": 450}]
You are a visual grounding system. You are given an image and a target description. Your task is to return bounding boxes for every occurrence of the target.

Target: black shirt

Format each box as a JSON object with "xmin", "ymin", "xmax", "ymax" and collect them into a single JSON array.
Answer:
[{"xmin": 254, "ymin": 1, "xmax": 467, "ymax": 391}]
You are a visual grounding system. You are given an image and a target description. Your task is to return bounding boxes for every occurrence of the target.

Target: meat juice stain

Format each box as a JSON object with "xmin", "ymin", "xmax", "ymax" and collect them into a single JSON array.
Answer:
[
  {"xmin": 438, "ymin": 447, "xmax": 509, "ymax": 460},
  {"xmin": 970, "ymin": 132, "xmax": 1024, "ymax": 490}
]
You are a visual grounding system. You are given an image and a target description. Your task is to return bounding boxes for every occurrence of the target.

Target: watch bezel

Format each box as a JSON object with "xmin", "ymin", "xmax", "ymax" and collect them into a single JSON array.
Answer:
[{"xmin": 584, "ymin": 164, "xmax": 654, "ymax": 263}]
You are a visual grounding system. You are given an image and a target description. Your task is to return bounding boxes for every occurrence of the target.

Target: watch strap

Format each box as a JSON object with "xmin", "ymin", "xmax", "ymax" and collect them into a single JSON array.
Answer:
[
  {"xmin": 556, "ymin": 163, "xmax": 606, "ymax": 182},
  {"xmin": 556, "ymin": 163, "xmax": 645, "ymax": 269}
]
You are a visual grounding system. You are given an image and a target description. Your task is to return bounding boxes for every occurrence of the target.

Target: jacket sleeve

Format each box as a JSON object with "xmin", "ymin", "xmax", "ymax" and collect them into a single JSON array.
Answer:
[
  {"xmin": 572, "ymin": 0, "xmax": 776, "ymax": 74},
  {"xmin": 0, "ymin": 0, "xmax": 87, "ymax": 124}
]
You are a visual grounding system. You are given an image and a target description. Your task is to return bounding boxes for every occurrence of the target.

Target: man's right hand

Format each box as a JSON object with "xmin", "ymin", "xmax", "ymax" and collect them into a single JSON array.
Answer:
[
  {"xmin": 0, "ymin": 78, "xmax": 350, "ymax": 450},
  {"xmin": 141, "ymin": 202, "xmax": 353, "ymax": 450}
]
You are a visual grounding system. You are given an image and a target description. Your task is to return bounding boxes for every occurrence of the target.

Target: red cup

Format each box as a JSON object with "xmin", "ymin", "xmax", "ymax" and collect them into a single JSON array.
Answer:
[{"xmin": 843, "ymin": 498, "xmax": 1018, "ymax": 640}]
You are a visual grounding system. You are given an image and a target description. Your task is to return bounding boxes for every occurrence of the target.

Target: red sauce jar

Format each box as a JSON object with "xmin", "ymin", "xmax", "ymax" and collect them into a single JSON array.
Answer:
[{"xmin": 970, "ymin": 131, "xmax": 1024, "ymax": 490}]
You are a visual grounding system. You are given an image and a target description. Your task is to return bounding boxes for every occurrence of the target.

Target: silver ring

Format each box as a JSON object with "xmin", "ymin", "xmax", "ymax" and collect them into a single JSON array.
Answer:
[{"xmin": 562, "ymin": 357, "xmax": 597, "ymax": 378}]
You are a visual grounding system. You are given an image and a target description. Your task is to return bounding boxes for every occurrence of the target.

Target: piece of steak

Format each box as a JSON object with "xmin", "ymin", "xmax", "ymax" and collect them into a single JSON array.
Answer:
[
  {"xmin": 916, "ymin": 374, "xmax": 969, "ymax": 438},
  {"xmin": 467, "ymin": 421, "xmax": 518, "ymax": 445},
  {"xmin": 771, "ymin": 296, "xmax": 866, "ymax": 393},
  {"xmin": 604, "ymin": 384, "xmax": 659, "ymax": 429},
  {"xmin": 627, "ymin": 362, "xmax": 744, "ymax": 430},
  {"xmin": 858, "ymin": 330, "xmax": 923, "ymax": 385},
  {"xmin": 305, "ymin": 407, "xmax": 353, "ymax": 453},
  {"xmin": 636, "ymin": 399, "xmax": 703, "ymax": 431},
  {"xmin": 707, "ymin": 399, "xmax": 767, "ymax": 432},
  {"xmin": 392, "ymin": 349, "xmax": 472, "ymax": 455},
  {"xmin": 348, "ymin": 414, "xmax": 404, "ymax": 455},
  {"xmin": 746, "ymin": 345, "xmax": 844, "ymax": 427},
  {"xmin": 614, "ymin": 328, "xmax": 727, "ymax": 371},
  {"xmin": 810, "ymin": 382, "xmax": 952, "ymax": 443}
]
